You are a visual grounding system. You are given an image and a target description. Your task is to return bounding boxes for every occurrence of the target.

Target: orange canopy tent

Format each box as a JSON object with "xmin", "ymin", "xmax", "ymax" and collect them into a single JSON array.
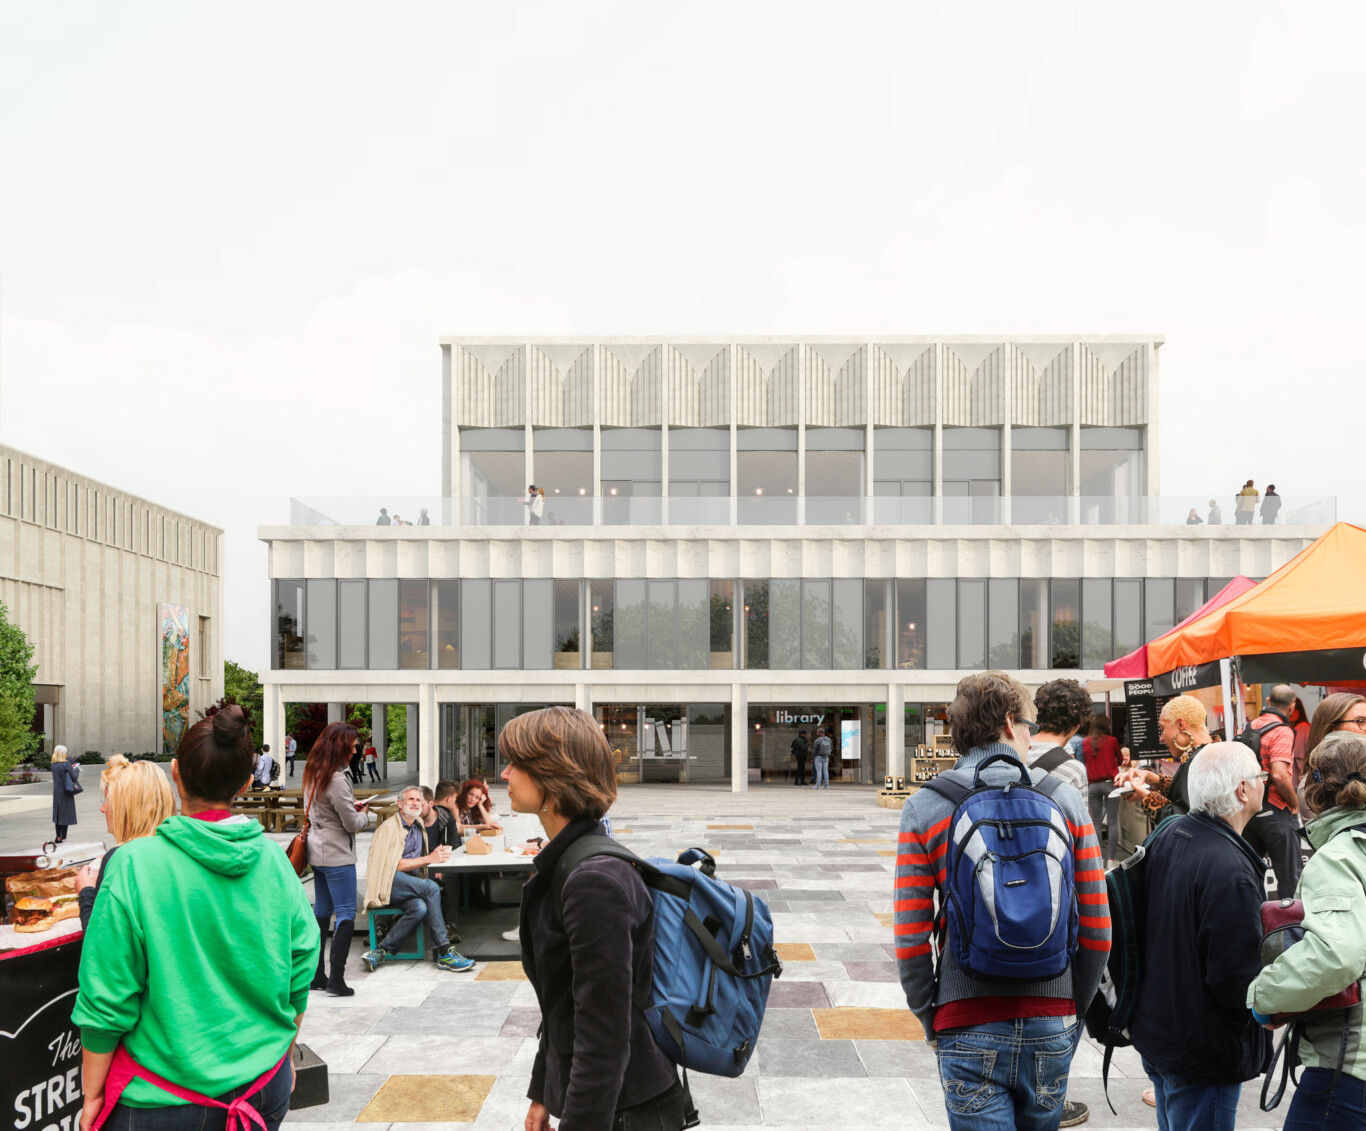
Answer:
[
  {"xmin": 1103, "ymin": 576, "xmax": 1257, "ymax": 680},
  {"xmin": 1147, "ymin": 522, "xmax": 1366, "ymax": 688}
]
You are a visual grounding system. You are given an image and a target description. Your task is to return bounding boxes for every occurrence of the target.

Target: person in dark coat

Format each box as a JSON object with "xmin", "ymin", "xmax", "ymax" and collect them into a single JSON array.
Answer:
[
  {"xmin": 499, "ymin": 707, "xmax": 686, "ymax": 1131},
  {"xmin": 50, "ymin": 744, "xmax": 81, "ymax": 842},
  {"xmin": 1129, "ymin": 741, "xmax": 1273, "ymax": 1130}
]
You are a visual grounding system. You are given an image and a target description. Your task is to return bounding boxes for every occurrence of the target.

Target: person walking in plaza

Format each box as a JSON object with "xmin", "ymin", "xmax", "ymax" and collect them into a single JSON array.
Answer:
[
  {"xmin": 791, "ymin": 728, "xmax": 810, "ymax": 785},
  {"xmin": 1235, "ymin": 479, "xmax": 1259, "ymax": 525},
  {"xmin": 361, "ymin": 786, "xmax": 475, "ymax": 973},
  {"xmin": 285, "ymin": 732, "xmax": 297, "ymax": 778},
  {"xmin": 347, "ymin": 733, "xmax": 365, "ymax": 784},
  {"xmin": 253, "ymin": 743, "xmax": 275, "ymax": 789},
  {"xmin": 303, "ymin": 721, "xmax": 372, "ymax": 997},
  {"xmin": 500, "ymin": 706, "xmax": 687, "ymax": 1131},
  {"xmin": 72, "ymin": 706, "xmax": 318, "ymax": 1131},
  {"xmin": 51, "ymin": 744, "xmax": 81, "ymax": 843},
  {"xmin": 363, "ymin": 738, "xmax": 380, "ymax": 782},
  {"xmin": 1207, "ymin": 498, "xmax": 1223, "ymax": 524},
  {"xmin": 1081, "ymin": 716, "xmax": 1127, "ymax": 865},
  {"xmin": 1249, "ymin": 733, "xmax": 1366, "ymax": 1128},
  {"xmin": 1118, "ymin": 694, "xmax": 1212, "ymax": 822},
  {"xmin": 1242, "ymin": 683, "xmax": 1303, "ymax": 899},
  {"xmin": 810, "ymin": 725, "xmax": 832, "ymax": 789},
  {"xmin": 76, "ymin": 754, "xmax": 176, "ymax": 930},
  {"xmin": 1260, "ymin": 484, "xmax": 1282, "ymax": 524},
  {"xmin": 1129, "ymin": 742, "xmax": 1272, "ymax": 1130},
  {"xmin": 896, "ymin": 672, "xmax": 1109, "ymax": 1131}
]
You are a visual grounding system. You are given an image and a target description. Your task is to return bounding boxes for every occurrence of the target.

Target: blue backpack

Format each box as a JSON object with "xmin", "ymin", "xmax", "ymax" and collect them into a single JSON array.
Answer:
[
  {"xmin": 552, "ymin": 838, "xmax": 782, "ymax": 1078},
  {"xmin": 923, "ymin": 753, "xmax": 1079, "ymax": 981}
]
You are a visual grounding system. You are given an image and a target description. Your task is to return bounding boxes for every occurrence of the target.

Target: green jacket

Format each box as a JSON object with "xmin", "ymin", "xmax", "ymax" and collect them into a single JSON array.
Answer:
[
  {"xmin": 1248, "ymin": 806, "xmax": 1366, "ymax": 1077},
  {"xmin": 72, "ymin": 816, "xmax": 319, "ymax": 1106}
]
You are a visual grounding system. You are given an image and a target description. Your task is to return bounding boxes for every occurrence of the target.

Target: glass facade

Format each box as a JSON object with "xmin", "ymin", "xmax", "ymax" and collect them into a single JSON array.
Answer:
[
  {"xmin": 748, "ymin": 704, "xmax": 882, "ymax": 784},
  {"xmin": 272, "ymin": 575, "xmax": 1237, "ymax": 672}
]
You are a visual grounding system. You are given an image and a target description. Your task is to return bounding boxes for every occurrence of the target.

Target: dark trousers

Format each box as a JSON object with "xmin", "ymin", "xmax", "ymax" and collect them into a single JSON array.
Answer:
[
  {"xmin": 54, "ymin": 824, "xmax": 68, "ymax": 841},
  {"xmin": 1243, "ymin": 805, "xmax": 1302, "ymax": 899},
  {"xmin": 101, "ymin": 1056, "xmax": 291, "ymax": 1131},
  {"xmin": 794, "ymin": 757, "xmax": 807, "ymax": 785},
  {"xmin": 1284, "ymin": 1067, "xmax": 1366, "ymax": 1130}
]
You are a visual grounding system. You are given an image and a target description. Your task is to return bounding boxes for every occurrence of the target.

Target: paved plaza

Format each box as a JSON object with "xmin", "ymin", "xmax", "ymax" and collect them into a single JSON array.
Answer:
[{"xmin": 0, "ymin": 778, "xmax": 1295, "ymax": 1129}]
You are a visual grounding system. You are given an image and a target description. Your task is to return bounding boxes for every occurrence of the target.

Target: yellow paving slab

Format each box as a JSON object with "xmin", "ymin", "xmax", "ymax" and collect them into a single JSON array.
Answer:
[
  {"xmin": 774, "ymin": 943, "xmax": 817, "ymax": 962},
  {"xmin": 356, "ymin": 1074, "xmax": 495, "ymax": 1122},
  {"xmin": 839, "ymin": 838, "xmax": 892, "ymax": 845},
  {"xmin": 474, "ymin": 961, "xmax": 528, "ymax": 982},
  {"xmin": 875, "ymin": 849, "xmax": 898, "ymax": 857},
  {"xmin": 814, "ymin": 1007, "xmax": 923, "ymax": 1041},
  {"xmin": 872, "ymin": 912, "xmax": 894, "ymax": 928},
  {"xmin": 707, "ymin": 824, "xmax": 754, "ymax": 829}
]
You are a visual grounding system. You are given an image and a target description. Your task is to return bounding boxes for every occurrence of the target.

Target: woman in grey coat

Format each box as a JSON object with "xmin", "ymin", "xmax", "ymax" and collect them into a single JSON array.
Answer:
[
  {"xmin": 302, "ymin": 722, "xmax": 371, "ymax": 996},
  {"xmin": 50, "ymin": 744, "xmax": 81, "ymax": 842}
]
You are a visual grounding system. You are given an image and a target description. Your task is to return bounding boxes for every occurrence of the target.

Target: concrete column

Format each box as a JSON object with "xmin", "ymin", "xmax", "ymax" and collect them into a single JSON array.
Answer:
[
  {"xmin": 575, "ymin": 684, "xmax": 592, "ymax": 713},
  {"xmin": 418, "ymin": 686, "xmax": 438, "ymax": 791},
  {"xmin": 372, "ymin": 703, "xmax": 388, "ymax": 780},
  {"xmin": 730, "ymin": 683, "xmax": 748, "ymax": 793},
  {"xmin": 263, "ymin": 684, "xmax": 283, "ymax": 766},
  {"xmin": 887, "ymin": 682, "xmax": 906, "ymax": 782},
  {"xmin": 406, "ymin": 705, "xmax": 418, "ymax": 772},
  {"xmin": 729, "ymin": 344, "xmax": 738, "ymax": 526},
  {"xmin": 327, "ymin": 702, "xmax": 343, "ymax": 724}
]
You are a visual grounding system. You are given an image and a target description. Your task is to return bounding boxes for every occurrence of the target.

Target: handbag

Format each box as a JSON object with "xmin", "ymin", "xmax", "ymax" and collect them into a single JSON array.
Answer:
[{"xmin": 286, "ymin": 787, "xmax": 315, "ymax": 878}]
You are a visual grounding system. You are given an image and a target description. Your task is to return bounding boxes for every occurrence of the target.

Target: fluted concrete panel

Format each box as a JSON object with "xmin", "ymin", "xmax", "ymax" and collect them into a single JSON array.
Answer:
[
  {"xmin": 806, "ymin": 343, "xmax": 863, "ymax": 427},
  {"xmin": 667, "ymin": 344, "xmax": 730, "ymax": 427},
  {"xmin": 491, "ymin": 346, "xmax": 525, "ymax": 427},
  {"xmin": 1079, "ymin": 343, "xmax": 1148, "ymax": 426},
  {"xmin": 941, "ymin": 348, "xmax": 972, "ymax": 426},
  {"xmin": 766, "ymin": 347, "xmax": 801, "ymax": 427},
  {"xmin": 629, "ymin": 346, "xmax": 664, "ymax": 427},
  {"xmin": 456, "ymin": 348, "xmax": 494, "ymax": 428},
  {"xmin": 599, "ymin": 344, "xmax": 630, "ymax": 427},
  {"xmin": 528, "ymin": 347, "xmax": 562, "ymax": 428},
  {"xmin": 564, "ymin": 354, "xmax": 593, "ymax": 427},
  {"xmin": 969, "ymin": 346, "xmax": 1008, "ymax": 427},
  {"xmin": 869, "ymin": 345, "xmax": 901, "ymax": 426}
]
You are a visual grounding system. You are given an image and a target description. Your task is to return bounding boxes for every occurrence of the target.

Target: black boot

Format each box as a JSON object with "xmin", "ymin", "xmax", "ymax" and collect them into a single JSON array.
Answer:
[
  {"xmin": 311, "ymin": 918, "xmax": 329, "ymax": 990},
  {"xmin": 326, "ymin": 919, "xmax": 356, "ymax": 997}
]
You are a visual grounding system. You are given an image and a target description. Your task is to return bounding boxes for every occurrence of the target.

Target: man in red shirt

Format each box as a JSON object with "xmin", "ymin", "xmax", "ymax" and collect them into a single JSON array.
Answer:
[{"xmin": 1241, "ymin": 684, "xmax": 1301, "ymax": 898}]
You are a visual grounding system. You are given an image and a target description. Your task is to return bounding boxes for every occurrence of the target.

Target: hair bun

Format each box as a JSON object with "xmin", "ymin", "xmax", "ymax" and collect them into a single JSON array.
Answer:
[{"xmin": 212, "ymin": 703, "xmax": 247, "ymax": 742}]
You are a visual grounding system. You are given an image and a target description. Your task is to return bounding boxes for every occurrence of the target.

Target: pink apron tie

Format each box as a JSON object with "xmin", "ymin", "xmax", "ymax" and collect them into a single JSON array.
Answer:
[{"xmin": 92, "ymin": 1044, "xmax": 289, "ymax": 1131}]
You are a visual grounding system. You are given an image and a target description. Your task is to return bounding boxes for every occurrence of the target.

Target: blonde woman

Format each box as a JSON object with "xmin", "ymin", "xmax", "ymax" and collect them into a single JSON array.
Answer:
[
  {"xmin": 51, "ymin": 744, "xmax": 81, "ymax": 843},
  {"xmin": 1119, "ymin": 694, "xmax": 1213, "ymax": 822},
  {"xmin": 76, "ymin": 755, "xmax": 177, "ymax": 929}
]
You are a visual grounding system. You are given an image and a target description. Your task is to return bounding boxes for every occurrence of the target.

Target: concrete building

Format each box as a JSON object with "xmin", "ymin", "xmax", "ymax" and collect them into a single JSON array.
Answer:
[
  {"xmin": 262, "ymin": 337, "xmax": 1333, "ymax": 791},
  {"xmin": 0, "ymin": 444, "xmax": 224, "ymax": 757}
]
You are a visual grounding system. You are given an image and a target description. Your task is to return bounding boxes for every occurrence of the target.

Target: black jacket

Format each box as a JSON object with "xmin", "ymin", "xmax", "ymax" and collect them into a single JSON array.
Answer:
[
  {"xmin": 520, "ymin": 819, "xmax": 676, "ymax": 1130},
  {"xmin": 1130, "ymin": 812, "xmax": 1272, "ymax": 1083}
]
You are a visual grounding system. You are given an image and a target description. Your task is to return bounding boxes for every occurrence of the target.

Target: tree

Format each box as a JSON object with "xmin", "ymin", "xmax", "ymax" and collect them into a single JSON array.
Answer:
[
  {"xmin": 0, "ymin": 600, "xmax": 38, "ymax": 775},
  {"xmin": 220, "ymin": 661, "xmax": 264, "ymax": 749},
  {"xmin": 387, "ymin": 704, "xmax": 408, "ymax": 761}
]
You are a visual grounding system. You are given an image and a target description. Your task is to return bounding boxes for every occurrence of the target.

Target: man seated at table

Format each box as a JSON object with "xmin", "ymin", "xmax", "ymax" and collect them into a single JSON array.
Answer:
[{"xmin": 361, "ymin": 786, "xmax": 475, "ymax": 973}]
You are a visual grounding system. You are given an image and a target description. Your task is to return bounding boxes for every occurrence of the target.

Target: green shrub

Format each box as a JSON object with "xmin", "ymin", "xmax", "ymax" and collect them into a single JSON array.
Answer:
[{"xmin": 79, "ymin": 751, "xmax": 105, "ymax": 764}]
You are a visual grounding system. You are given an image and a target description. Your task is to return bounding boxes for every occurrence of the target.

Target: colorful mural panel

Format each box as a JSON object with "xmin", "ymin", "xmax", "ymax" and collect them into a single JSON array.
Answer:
[{"xmin": 161, "ymin": 602, "xmax": 190, "ymax": 755}]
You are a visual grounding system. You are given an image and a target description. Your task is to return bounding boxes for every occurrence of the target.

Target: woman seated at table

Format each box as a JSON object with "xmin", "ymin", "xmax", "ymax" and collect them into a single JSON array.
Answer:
[{"xmin": 455, "ymin": 778, "xmax": 503, "ymax": 834}]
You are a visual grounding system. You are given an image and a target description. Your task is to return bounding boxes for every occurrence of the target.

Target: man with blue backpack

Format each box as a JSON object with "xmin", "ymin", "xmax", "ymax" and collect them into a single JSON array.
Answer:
[{"xmin": 895, "ymin": 672, "xmax": 1111, "ymax": 1131}]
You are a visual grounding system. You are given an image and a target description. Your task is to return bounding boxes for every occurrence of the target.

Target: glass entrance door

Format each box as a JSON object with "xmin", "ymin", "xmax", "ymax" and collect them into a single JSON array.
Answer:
[{"xmin": 441, "ymin": 704, "xmax": 548, "ymax": 784}]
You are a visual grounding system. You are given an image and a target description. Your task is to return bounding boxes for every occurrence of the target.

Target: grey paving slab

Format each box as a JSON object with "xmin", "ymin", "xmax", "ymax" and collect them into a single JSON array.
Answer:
[
  {"xmin": 818, "ymin": 863, "xmax": 888, "ymax": 872},
  {"xmin": 282, "ymin": 1072, "xmax": 385, "ymax": 1122},
  {"xmin": 755, "ymin": 1008, "xmax": 820, "ymax": 1039},
  {"xmin": 766, "ymin": 981, "xmax": 831, "ymax": 1008},
  {"xmin": 731, "ymin": 877, "xmax": 778, "ymax": 890},
  {"xmin": 754, "ymin": 1037, "xmax": 865, "ymax": 1078},
  {"xmin": 358, "ymin": 1035, "xmax": 526, "ymax": 1075},
  {"xmin": 772, "ymin": 888, "xmax": 845, "ymax": 901},
  {"xmin": 854, "ymin": 1039, "xmax": 939, "ymax": 1078},
  {"xmin": 812, "ymin": 942, "xmax": 899, "ymax": 962},
  {"xmin": 842, "ymin": 960, "xmax": 899, "ymax": 982},
  {"xmin": 755, "ymin": 1078, "xmax": 925, "ymax": 1127},
  {"xmin": 686, "ymin": 1075, "xmax": 765, "ymax": 1124},
  {"xmin": 497, "ymin": 1006, "xmax": 542, "ymax": 1038}
]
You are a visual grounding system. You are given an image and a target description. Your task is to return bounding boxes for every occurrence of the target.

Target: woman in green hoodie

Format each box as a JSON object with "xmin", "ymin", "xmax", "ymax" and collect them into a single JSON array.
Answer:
[
  {"xmin": 73, "ymin": 706, "xmax": 319, "ymax": 1131},
  {"xmin": 1249, "ymin": 732, "xmax": 1366, "ymax": 1130}
]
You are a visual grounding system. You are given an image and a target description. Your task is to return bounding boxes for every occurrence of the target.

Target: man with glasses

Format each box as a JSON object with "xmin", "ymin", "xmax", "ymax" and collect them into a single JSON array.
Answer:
[{"xmin": 1242, "ymin": 684, "xmax": 1303, "ymax": 899}]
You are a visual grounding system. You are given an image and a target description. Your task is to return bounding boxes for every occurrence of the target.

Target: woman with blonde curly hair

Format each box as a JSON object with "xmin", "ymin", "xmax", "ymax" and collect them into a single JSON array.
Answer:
[
  {"xmin": 76, "ymin": 755, "xmax": 177, "ymax": 928},
  {"xmin": 1250, "ymin": 734, "xmax": 1366, "ymax": 1127},
  {"xmin": 1119, "ymin": 694, "xmax": 1213, "ymax": 822}
]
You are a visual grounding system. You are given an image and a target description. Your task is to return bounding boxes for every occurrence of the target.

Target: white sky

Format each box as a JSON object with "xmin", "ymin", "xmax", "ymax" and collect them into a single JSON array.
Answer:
[{"xmin": 1, "ymin": 1, "xmax": 1364, "ymax": 673}]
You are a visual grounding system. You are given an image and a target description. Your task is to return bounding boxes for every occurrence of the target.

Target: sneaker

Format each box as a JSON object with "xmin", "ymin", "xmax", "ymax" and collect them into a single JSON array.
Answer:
[
  {"xmin": 501, "ymin": 926, "xmax": 520, "ymax": 942},
  {"xmin": 1060, "ymin": 1099, "xmax": 1089, "ymax": 1126},
  {"xmin": 361, "ymin": 948, "xmax": 388, "ymax": 973},
  {"xmin": 1142, "ymin": 1086, "xmax": 1156, "ymax": 1107},
  {"xmin": 435, "ymin": 947, "xmax": 476, "ymax": 973}
]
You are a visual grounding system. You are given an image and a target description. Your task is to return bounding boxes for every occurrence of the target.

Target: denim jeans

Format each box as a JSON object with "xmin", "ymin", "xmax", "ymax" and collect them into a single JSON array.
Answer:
[
  {"xmin": 934, "ymin": 1016, "xmax": 1079, "ymax": 1130},
  {"xmin": 1087, "ymin": 781, "xmax": 1120, "ymax": 861},
  {"xmin": 385, "ymin": 871, "xmax": 449, "ymax": 952},
  {"xmin": 102, "ymin": 1055, "xmax": 291, "ymax": 1131},
  {"xmin": 1284, "ymin": 1067, "xmax": 1366, "ymax": 1130},
  {"xmin": 1141, "ymin": 1056, "xmax": 1242, "ymax": 1131},
  {"xmin": 811, "ymin": 756, "xmax": 829, "ymax": 788},
  {"xmin": 312, "ymin": 863, "xmax": 357, "ymax": 923}
]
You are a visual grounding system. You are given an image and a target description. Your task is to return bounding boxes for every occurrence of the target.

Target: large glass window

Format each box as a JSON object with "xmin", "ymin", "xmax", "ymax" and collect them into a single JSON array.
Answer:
[
  {"xmin": 832, "ymin": 580, "xmax": 863, "ymax": 670},
  {"xmin": 1114, "ymin": 580, "xmax": 1142, "ymax": 657},
  {"xmin": 434, "ymin": 581, "xmax": 460, "ymax": 669},
  {"xmin": 958, "ymin": 580, "xmax": 987, "ymax": 670},
  {"xmin": 460, "ymin": 579, "xmax": 490, "ymax": 669},
  {"xmin": 864, "ymin": 580, "xmax": 889, "ymax": 669},
  {"xmin": 1175, "ymin": 579, "xmax": 1205, "ymax": 625},
  {"xmin": 1080, "ymin": 427, "xmax": 1144, "ymax": 503},
  {"xmin": 369, "ymin": 579, "xmax": 398, "ymax": 669},
  {"xmin": 554, "ymin": 580, "xmax": 581, "ymax": 669},
  {"xmin": 399, "ymin": 580, "xmax": 428, "ymax": 670},
  {"xmin": 987, "ymin": 579, "xmax": 1019, "ymax": 668},
  {"xmin": 669, "ymin": 429, "xmax": 730, "ymax": 505},
  {"xmin": 678, "ymin": 580, "xmax": 709, "ymax": 670},
  {"xmin": 1081, "ymin": 579, "xmax": 1112, "ymax": 668},
  {"xmin": 1011, "ymin": 427, "xmax": 1068, "ymax": 523},
  {"xmin": 461, "ymin": 437, "xmax": 527, "ymax": 525},
  {"xmin": 523, "ymin": 580, "xmax": 553, "ymax": 670},
  {"xmin": 768, "ymin": 580, "xmax": 801, "ymax": 669},
  {"xmin": 590, "ymin": 580, "xmax": 615, "ymax": 669},
  {"xmin": 709, "ymin": 581, "xmax": 734, "ymax": 669},
  {"xmin": 873, "ymin": 430, "xmax": 932, "ymax": 523},
  {"xmin": 942, "ymin": 428, "xmax": 1001, "ymax": 522},
  {"xmin": 896, "ymin": 579, "xmax": 927, "ymax": 670},
  {"xmin": 337, "ymin": 580, "xmax": 367, "ymax": 669},
  {"xmin": 306, "ymin": 580, "xmax": 336, "ymax": 669},
  {"xmin": 614, "ymin": 580, "xmax": 646, "ymax": 669},
  {"xmin": 603, "ymin": 430, "xmax": 662, "ymax": 522},
  {"xmin": 275, "ymin": 580, "xmax": 305, "ymax": 669},
  {"xmin": 648, "ymin": 580, "xmax": 676, "ymax": 669},
  {"xmin": 1144, "ymin": 578, "xmax": 1176, "ymax": 643},
  {"xmin": 493, "ymin": 580, "xmax": 521, "ymax": 668},
  {"xmin": 738, "ymin": 431, "xmax": 798, "ymax": 523},
  {"xmin": 926, "ymin": 579, "xmax": 956, "ymax": 669},
  {"xmin": 1051, "ymin": 579, "xmax": 1080, "ymax": 668},
  {"xmin": 535, "ymin": 451, "xmax": 593, "ymax": 522},
  {"xmin": 1020, "ymin": 580, "xmax": 1049, "ymax": 668},
  {"xmin": 801, "ymin": 581, "xmax": 832, "ymax": 669},
  {"xmin": 743, "ymin": 580, "xmax": 769, "ymax": 669}
]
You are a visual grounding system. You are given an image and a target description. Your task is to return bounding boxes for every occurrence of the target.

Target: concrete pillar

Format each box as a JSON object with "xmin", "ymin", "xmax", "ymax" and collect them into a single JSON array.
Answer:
[
  {"xmin": 418, "ymin": 685, "xmax": 438, "ymax": 791},
  {"xmin": 575, "ymin": 684, "xmax": 592, "ymax": 713},
  {"xmin": 406, "ymin": 705, "xmax": 418, "ymax": 771},
  {"xmin": 887, "ymin": 682, "xmax": 906, "ymax": 783},
  {"xmin": 263, "ymin": 684, "xmax": 283, "ymax": 766},
  {"xmin": 730, "ymin": 683, "xmax": 748, "ymax": 793},
  {"xmin": 372, "ymin": 703, "xmax": 388, "ymax": 780},
  {"xmin": 327, "ymin": 702, "xmax": 343, "ymax": 724}
]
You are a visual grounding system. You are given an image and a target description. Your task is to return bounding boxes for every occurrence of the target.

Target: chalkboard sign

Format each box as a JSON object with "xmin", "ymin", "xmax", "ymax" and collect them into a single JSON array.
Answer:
[
  {"xmin": 1125, "ymin": 679, "xmax": 1171, "ymax": 760},
  {"xmin": 1, "ymin": 937, "xmax": 84, "ymax": 1131}
]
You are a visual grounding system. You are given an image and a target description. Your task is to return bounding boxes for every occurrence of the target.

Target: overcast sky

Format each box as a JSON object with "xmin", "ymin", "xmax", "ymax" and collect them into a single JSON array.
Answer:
[{"xmin": 2, "ymin": 1, "xmax": 1363, "ymax": 673}]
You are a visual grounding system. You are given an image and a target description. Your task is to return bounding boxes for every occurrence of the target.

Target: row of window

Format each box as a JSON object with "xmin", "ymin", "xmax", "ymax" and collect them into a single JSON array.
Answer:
[{"xmin": 273, "ymin": 575, "xmax": 1234, "ymax": 673}]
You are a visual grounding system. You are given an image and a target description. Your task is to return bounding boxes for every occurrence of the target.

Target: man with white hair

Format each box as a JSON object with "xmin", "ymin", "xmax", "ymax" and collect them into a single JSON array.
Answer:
[{"xmin": 1129, "ymin": 743, "xmax": 1272, "ymax": 1130}]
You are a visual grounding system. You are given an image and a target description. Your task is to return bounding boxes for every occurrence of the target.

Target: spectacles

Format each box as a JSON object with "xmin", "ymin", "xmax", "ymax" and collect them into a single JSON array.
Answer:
[
  {"xmin": 1338, "ymin": 717, "xmax": 1366, "ymax": 730},
  {"xmin": 1247, "ymin": 772, "xmax": 1270, "ymax": 783},
  {"xmin": 1013, "ymin": 718, "xmax": 1040, "ymax": 736}
]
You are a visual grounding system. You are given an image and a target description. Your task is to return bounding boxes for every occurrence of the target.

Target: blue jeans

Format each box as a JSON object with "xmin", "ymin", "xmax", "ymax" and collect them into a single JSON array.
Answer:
[
  {"xmin": 102, "ymin": 1055, "xmax": 291, "ymax": 1131},
  {"xmin": 384, "ymin": 871, "xmax": 449, "ymax": 953},
  {"xmin": 935, "ymin": 1016, "xmax": 1079, "ymax": 1131},
  {"xmin": 312, "ymin": 863, "xmax": 357, "ymax": 923},
  {"xmin": 811, "ymin": 755, "xmax": 829, "ymax": 788},
  {"xmin": 1284, "ymin": 1067, "xmax": 1366, "ymax": 1130},
  {"xmin": 1141, "ymin": 1057, "xmax": 1242, "ymax": 1131}
]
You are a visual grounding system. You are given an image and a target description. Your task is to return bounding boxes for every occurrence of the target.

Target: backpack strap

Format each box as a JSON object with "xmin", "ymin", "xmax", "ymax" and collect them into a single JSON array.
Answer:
[
  {"xmin": 920, "ymin": 769, "xmax": 972, "ymax": 807},
  {"xmin": 1031, "ymin": 746, "xmax": 1072, "ymax": 775}
]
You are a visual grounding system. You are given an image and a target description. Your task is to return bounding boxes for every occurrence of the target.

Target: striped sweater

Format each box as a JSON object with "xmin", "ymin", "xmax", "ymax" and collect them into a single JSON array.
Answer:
[{"xmin": 894, "ymin": 741, "xmax": 1111, "ymax": 1039}]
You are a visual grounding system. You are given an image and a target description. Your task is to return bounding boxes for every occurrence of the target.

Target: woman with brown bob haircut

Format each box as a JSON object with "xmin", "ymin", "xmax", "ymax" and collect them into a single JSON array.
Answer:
[{"xmin": 499, "ymin": 707, "xmax": 684, "ymax": 1131}]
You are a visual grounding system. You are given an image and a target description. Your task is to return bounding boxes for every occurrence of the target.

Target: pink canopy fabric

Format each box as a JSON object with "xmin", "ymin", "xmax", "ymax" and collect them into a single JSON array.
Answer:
[{"xmin": 1102, "ymin": 576, "xmax": 1258, "ymax": 679}]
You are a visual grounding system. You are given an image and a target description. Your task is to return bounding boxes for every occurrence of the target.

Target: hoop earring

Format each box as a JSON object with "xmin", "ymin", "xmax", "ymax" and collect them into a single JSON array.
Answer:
[{"xmin": 1173, "ymin": 734, "xmax": 1194, "ymax": 754}]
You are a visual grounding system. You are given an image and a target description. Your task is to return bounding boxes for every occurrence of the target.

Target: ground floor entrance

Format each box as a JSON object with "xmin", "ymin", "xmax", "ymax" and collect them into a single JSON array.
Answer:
[
  {"xmin": 439, "ymin": 704, "xmax": 550, "ymax": 783},
  {"xmin": 595, "ymin": 703, "xmax": 730, "ymax": 784}
]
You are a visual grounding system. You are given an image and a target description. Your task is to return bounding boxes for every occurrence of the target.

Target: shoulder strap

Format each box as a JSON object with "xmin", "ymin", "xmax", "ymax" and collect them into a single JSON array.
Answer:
[
  {"xmin": 921, "ymin": 770, "xmax": 971, "ymax": 807},
  {"xmin": 550, "ymin": 835, "xmax": 649, "ymax": 924},
  {"xmin": 1032, "ymin": 746, "xmax": 1071, "ymax": 774},
  {"xmin": 1030, "ymin": 772, "xmax": 1069, "ymax": 802}
]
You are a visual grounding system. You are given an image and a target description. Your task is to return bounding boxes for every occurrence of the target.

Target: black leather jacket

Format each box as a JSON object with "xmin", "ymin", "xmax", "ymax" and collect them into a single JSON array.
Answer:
[{"xmin": 520, "ymin": 818, "xmax": 676, "ymax": 1131}]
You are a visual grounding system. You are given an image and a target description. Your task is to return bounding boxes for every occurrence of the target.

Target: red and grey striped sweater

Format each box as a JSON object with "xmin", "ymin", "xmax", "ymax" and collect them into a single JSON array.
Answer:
[{"xmin": 894, "ymin": 742, "xmax": 1112, "ymax": 1039}]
